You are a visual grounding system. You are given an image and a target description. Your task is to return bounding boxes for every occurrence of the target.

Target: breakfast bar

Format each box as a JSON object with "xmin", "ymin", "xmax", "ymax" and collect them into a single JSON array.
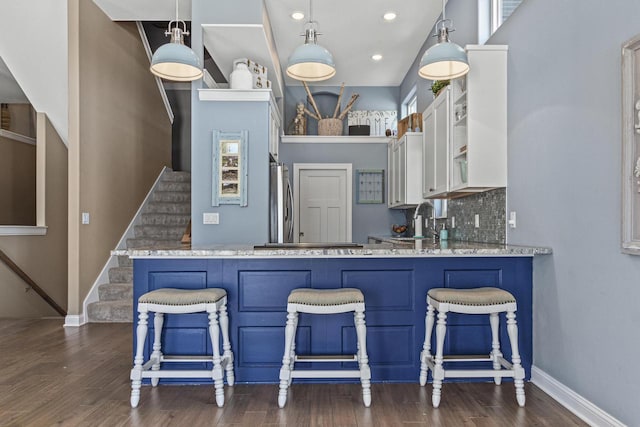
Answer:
[{"xmin": 123, "ymin": 242, "xmax": 550, "ymax": 384}]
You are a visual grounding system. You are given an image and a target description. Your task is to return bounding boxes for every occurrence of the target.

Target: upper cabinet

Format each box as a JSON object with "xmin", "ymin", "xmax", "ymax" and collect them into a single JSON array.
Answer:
[
  {"xmin": 422, "ymin": 45, "xmax": 508, "ymax": 198},
  {"xmin": 388, "ymin": 132, "xmax": 423, "ymax": 208},
  {"xmin": 422, "ymin": 90, "xmax": 450, "ymax": 198}
]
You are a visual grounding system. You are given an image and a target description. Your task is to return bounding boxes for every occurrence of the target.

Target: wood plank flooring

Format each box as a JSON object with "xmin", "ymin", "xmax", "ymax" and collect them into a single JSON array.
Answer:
[{"xmin": 0, "ymin": 319, "xmax": 586, "ymax": 426}]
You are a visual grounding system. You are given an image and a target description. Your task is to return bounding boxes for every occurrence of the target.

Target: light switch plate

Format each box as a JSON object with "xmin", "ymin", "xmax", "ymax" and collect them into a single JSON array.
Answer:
[
  {"xmin": 203, "ymin": 212, "xmax": 219, "ymax": 225},
  {"xmin": 81, "ymin": 212, "xmax": 90, "ymax": 225},
  {"xmin": 474, "ymin": 214, "xmax": 480, "ymax": 228},
  {"xmin": 508, "ymin": 211, "xmax": 517, "ymax": 228},
  {"xmin": 451, "ymin": 216, "xmax": 456, "ymax": 228}
]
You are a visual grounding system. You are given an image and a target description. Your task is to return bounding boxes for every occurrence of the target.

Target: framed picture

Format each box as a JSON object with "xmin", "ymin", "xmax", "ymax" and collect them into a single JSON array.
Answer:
[
  {"xmin": 212, "ymin": 130, "xmax": 248, "ymax": 206},
  {"xmin": 356, "ymin": 169, "xmax": 384, "ymax": 204},
  {"xmin": 622, "ymin": 36, "xmax": 640, "ymax": 254}
]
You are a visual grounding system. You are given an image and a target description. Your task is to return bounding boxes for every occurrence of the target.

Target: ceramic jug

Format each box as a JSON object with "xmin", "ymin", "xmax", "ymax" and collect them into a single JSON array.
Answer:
[{"xmin": 230, "ymin": 62, "xmax": 253, "ymax": 90}]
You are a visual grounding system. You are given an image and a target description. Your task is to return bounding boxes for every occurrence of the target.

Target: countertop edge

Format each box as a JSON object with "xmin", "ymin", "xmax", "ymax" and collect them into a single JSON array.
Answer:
[{"xmin": 112, "ymin": 241, "xmax": 552, "ymax": 258}]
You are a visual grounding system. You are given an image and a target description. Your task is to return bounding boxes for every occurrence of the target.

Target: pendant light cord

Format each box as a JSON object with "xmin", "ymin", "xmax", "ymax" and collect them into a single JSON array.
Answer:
[
  {"xmin": 309, "ymin": 0, "xmax": 314, "ymax": 24},
  {"xmin": 442, "ymin": 0, "xmax": 445, "ymax": 20}
]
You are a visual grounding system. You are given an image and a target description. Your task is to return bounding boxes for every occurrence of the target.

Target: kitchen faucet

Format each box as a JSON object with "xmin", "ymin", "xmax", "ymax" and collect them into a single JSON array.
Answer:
[{"xmin": 413, "ymin": 201, "xmax": 435, "ymax": 239}]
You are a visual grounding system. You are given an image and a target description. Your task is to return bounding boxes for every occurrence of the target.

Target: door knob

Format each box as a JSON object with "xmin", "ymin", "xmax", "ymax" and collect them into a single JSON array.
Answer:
[{"xmin": 299, "ymin": 232, "xmax": 304, "ymax": 237}]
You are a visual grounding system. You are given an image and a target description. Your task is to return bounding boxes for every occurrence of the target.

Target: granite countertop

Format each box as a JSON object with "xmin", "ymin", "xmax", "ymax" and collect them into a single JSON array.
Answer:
[{"xmin": 113, "ymin": 238, "xmax": 552, "ymax": 258}]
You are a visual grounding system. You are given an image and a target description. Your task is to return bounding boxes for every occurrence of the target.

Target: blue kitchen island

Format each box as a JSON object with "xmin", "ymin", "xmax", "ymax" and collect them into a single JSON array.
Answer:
[{"xmin": 123, "ymin": 242, "xmax": 551, "ymax": 384}]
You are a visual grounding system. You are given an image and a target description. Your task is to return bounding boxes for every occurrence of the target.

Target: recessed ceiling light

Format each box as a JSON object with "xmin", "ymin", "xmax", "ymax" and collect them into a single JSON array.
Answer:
[
  {"xmin": 383, "ymin": 12, "xmax": 397, "ymax": 21},
  {"xmin": 372, "ymin": 54, "xmax": 383, "ymax": 61},
  {"xmin": 291, "ymin": 11, "xmax": 305, "ymax": 20}
]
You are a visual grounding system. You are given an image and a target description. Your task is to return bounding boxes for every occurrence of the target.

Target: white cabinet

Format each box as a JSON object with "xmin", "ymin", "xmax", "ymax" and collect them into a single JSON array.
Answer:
[
  {"xmin": 388, "ymin": 132, "xmax": 423, "ymax": 208},
  {"xmin": 269, "ymin": 100, "xmax": 282, "ymax": 161},
  {"xmin": 450, "ymin": 45, "xmax": 507, "ymax": 193},
  {"xmin": 422, "ymin": 90, "xmax": 450, "ymax": 198},
  {"xmin": 422, "ymin": 45, "xmax": 508, "ymax": 198}
]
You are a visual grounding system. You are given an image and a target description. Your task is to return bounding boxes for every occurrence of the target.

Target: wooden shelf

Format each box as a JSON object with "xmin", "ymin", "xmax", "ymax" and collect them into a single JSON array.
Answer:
[{"xmin": 281, "ymin": 135, "xmax": 391, "ymax": 144}]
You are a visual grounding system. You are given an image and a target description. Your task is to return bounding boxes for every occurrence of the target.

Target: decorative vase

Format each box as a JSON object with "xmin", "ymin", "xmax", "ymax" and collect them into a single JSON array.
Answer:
[
  {"xmin": 318, "ymin": 118, "xmax": 343, "ymax": 136},
  {"xmin": 230, "ymin": 63, "xmax": 253, "ymax": 90}
]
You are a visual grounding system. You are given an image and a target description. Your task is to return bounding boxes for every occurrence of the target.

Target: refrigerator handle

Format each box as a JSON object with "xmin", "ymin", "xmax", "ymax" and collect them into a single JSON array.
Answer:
[{"xmin": 287, "ymin": 182, "xmax": 294, "ymax": 241}]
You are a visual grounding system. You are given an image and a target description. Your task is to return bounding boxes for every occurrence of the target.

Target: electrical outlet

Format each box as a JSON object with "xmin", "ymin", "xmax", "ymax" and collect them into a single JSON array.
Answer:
[
  {"xmin": 474, "ymin": 214, "xmax": 480, "ymax": 228},
  {"xmin": 508, "ymin": 211, "xmax": 517, "ymax": 228},
  {"xmin": 451, "ymin": 216, "xmax": 455, "ymax": 228},
  {"xmin": 203, "ymin": 212, "xmax": 219, "ymax": 225},
  {"xmin": 81, "ymin": 212, "xmax": 90, "ymax": 225}
]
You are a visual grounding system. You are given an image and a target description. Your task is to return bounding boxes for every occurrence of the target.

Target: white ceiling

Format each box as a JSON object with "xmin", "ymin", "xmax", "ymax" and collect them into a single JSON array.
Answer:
[
  {"xmin": 90, "ymin": 0, "xmax": 447, "ymax": 87},
  {"xmin": 264, "ymin": 0, "xmax": 443, "ymax": 87}
]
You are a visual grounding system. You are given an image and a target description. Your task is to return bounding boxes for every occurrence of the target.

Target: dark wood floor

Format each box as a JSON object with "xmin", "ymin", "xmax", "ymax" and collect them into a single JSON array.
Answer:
[{"xmin": 0, "ymin": 319, "xmax": 586, "ymax": 426}]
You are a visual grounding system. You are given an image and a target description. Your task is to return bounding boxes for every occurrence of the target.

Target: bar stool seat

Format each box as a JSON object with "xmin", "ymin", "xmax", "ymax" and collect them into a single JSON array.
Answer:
[
  {"xmin": 419, "ymin": 287, "xmax": 525, "ymax": 408},
  {"xmin": 130, "ymin": 288, "xmax": 235, "ymax": 408},
  {"xmin": 278, "ymin": 288, "xmax": 371, "ymax": 408}
]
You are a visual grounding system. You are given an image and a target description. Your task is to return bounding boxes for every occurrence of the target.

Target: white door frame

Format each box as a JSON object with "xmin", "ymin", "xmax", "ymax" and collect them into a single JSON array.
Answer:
[{"xmin": 293, "ymin": 163, "xmax": 352, "ymax": 243}]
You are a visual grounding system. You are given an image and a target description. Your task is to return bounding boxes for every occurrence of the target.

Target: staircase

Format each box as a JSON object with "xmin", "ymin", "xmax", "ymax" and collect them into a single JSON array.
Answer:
[{"xmin": 86, "ymin": 171, "xmax": 191, "ymax": 322}]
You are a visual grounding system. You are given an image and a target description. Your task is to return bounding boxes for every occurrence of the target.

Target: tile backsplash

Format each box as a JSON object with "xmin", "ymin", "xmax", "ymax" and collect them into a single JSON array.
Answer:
[{"xmin": 405, "ymin": 188, "xmax": 506, "ymax": 244}]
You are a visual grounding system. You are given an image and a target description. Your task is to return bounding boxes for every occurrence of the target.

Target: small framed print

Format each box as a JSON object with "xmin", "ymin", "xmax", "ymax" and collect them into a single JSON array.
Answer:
[
  {"xmin": 356, "ymin": 169, "xmax": 384, "ymax": 204},
  {"xmin": 212, "ymin": 130, "xmax": 248, "ymax": 206}
]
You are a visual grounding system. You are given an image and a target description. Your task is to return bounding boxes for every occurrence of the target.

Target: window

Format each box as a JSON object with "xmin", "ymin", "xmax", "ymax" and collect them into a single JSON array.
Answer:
[
  {"xmin": 401, "ymin": 86, "xmax": 418, "ymax": 118},
  {"xmin": 491, "ymin": 0, "xmax": 523, "ymax": 33}
]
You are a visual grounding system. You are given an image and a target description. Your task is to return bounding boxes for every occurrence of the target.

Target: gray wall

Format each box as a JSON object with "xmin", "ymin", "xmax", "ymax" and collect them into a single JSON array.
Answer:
[
  {"xmin": 190, "ymin": 100, "xmax": 270, "ymax": 245},
  {"xmin": 190, "ymin": 0, "xmax": 270, "ymax": 245},
  {"xmin": 487, "ymin": 0, "xmax": 640, "ymax": 424},
  {"xmin": 279, "ymin": 142, "xmax": 405, "ymax": 243}
]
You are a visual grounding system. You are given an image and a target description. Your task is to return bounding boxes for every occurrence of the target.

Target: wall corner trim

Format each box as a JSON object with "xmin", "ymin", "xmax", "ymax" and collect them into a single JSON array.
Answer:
[
  {"xmin": 63, "ymin": 314, "xmax": 86, "ymax": 327},
  {"xmin": 531, "ymin": 366, "xmax": 625, "ymax": 427}
]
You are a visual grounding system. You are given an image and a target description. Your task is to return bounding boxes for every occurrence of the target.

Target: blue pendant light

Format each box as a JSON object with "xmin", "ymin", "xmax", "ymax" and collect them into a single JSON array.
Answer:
[
  {"xmin": 150, "ymin": 0, "xmax": 203, "ymax": 82},
  {"xmin": 286, "ymin": 0, "xmax": 336, "ymax": 82},
  {"xmin": 418, "ymin": 0, "xmax": 469, "ymax": 80}
]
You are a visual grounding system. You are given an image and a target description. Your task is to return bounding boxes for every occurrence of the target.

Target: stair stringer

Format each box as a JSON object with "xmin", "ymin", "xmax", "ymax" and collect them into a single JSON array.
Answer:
[{"xmin": 76, "ymin": 166, "xmax": 172, "ymax": 326}]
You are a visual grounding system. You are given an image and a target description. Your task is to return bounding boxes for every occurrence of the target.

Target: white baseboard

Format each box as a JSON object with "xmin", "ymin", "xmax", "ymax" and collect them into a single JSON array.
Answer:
[
  {"xmin": 531, "ymin": 366, "xmax": 625, "ymax": 427},
  {"xmin": 63, "ymin": 314, "xmax": 86, "ymax": 327}
]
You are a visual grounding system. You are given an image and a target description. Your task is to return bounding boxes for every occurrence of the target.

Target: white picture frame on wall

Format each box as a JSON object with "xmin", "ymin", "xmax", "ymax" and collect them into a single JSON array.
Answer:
[{"xmin": 621, "ymin": 35, "xmax": 640, "ymax": 255}]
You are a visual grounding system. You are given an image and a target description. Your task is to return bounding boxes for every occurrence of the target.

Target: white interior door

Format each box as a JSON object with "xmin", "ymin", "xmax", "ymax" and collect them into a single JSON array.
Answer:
[{"xmin": 294, "ymin": 164, "xmax": 352, "ymax": 243}]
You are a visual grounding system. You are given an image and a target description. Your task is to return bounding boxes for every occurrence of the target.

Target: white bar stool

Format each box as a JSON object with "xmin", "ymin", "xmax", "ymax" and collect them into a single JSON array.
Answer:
[
  {"xmin": 419, "ymin": 287, "xmax": 525, "ymax": 408},
  {"xmin": 130, "ymin": 288, "xmax": 235, "ymax": 408},
  {"xmin": 278, "ymin": 288, "xmax": 371, "ymax": 408}
]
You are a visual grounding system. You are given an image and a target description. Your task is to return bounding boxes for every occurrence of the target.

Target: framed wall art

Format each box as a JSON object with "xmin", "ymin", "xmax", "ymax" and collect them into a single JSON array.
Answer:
[
  {"xmin": 622, "ymin": 35, "xmax": 640, "ymax": 254},
  {"xmin": 212, "ymin": 130, "xmax": 248, "ymax": 207}
]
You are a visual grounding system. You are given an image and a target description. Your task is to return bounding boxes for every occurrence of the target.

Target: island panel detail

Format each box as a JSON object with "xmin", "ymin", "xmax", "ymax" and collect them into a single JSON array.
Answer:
[{"xmin": 132, "ymin": 256, "xmax": 532, "ymax": 384}]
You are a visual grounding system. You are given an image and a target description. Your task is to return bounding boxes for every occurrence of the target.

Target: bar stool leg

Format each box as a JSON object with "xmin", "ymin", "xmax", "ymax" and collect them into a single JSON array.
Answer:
[
  {"xmin": 208, "ymin": 310, "xmax": 225, "ymax": 407},
  {"xmin": 288, "ymin": 313, "xmax": 298, "ymax": 385},
  {"xmin": 489, "ymin": 312, "xmax": 503, "ymax": 385},
  {"xmin": 218, "ymin": 302, "xmax": 235, "ymax": 386},
  {"xmin": 130, "ymin": 310, "xmax": 148, "ymax": 408},
  {"xmin": 507, "ymin": 311, "xmax": 526, "ymax": 407},
  {"xmin": 150, "ymin": 312, "xmax": 164, "ymax": 387},
  {"xmin": 354, "ymin": 309, "xmax": 371, "ymax": 407},
  {"xmin": 420, "ymin": 304, "xmax": 435, "ymax": 386},
  {"xmin": 278, "ymin": 310, "xmax": 297, "ymax": 408},
  {"xmin": 432, "ymin": 311, "xmax": 447, "ymax": 408}
]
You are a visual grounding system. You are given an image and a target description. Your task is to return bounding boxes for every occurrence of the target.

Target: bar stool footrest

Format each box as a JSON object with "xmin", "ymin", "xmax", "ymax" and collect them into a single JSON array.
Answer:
[
  {"xmin": 291, "ymin": 370, "xmax": 362, "ymax": 379},
  {"xmin": 295, "ymin": 355, "xmax": 357, "ymax": 362}
]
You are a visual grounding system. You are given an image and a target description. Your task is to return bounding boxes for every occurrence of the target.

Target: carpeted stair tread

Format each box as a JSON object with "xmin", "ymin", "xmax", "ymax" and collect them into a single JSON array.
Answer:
[
  {"xmin": 134, "ymin": 224, "xmax": 187, "ymax": 239},
  {"xmin": 108, "ymin": 266, "xmax": 133, "ymax": 283},
  {"xmin": 126, "ymin": 238, "xmax": 184, "ymax": 249},
  {"xmin": 87, "ymin": 300, "xmax": 133, "ymax": 323},
  {"xmin": 118, "ymin": 256, "xmax": 132, "ymax": 267},
  {"xmin": 140, "ymin": 213, "xmax": 190, "ymax": 226},
  {"xmin": 156, "ymin": 181, "xmax": 190, "ymax": 192},
  {"xmin": 98, "ymin": 282, "xmax": 133, "ymax": 301},
  {"xmin": 162, "ymin": 171, "xmax": 191, "ymax": 182},
  {"xmin": 144, "ymin": 202, "xmax": 190, "ymax": 214},
  {"xmin": 151, "ymin": 191, "xmax": 191, "ymax": 203}
]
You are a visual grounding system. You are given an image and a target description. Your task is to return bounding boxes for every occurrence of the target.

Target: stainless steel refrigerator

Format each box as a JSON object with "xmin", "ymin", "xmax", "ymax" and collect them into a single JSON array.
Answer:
[{"xmin": 269, "ymin": 163, "xmax": 293, "ymax": 243}]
